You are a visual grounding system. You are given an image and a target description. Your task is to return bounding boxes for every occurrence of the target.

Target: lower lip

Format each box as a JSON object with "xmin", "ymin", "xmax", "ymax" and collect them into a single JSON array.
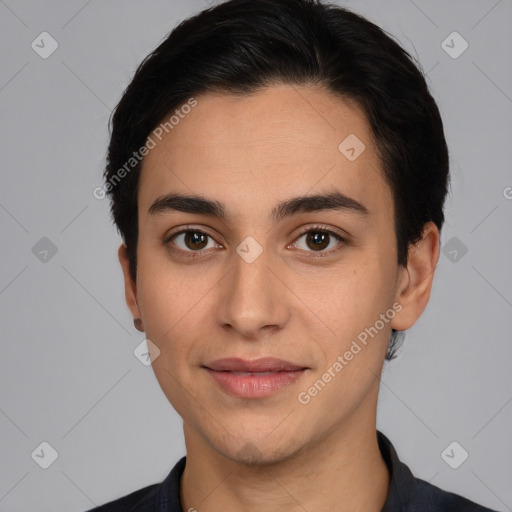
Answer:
[{"xmin": 206, "ymin": 369, "xmax": 307, "ymax": 398}]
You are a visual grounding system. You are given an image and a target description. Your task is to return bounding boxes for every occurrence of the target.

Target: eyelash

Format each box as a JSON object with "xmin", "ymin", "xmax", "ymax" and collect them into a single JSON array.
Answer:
[{"xmin": 164, "ymin": 224, "xmax": 347, "ymax": 260}]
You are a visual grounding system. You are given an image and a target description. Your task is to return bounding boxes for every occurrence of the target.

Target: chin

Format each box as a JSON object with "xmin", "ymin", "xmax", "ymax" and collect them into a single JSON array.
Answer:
[{"xmin": 207, "ymin": 425, "xmax": 310, "ymax": 468}]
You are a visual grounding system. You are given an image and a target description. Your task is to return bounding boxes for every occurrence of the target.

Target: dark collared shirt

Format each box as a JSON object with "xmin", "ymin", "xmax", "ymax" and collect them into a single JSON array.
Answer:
[{"xmin": 87, "ymin": 431, "xmax": 497, "ymax": 511}]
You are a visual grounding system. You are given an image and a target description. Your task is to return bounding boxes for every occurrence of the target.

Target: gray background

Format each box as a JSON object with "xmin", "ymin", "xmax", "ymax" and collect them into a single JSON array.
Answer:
[{"xmin": 0, "ymin": 0, "xmax": 511, "ymax": 510}]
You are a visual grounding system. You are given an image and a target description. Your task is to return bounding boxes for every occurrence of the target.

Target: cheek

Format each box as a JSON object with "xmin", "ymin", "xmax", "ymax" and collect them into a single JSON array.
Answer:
[
  {"xmin": 135, "ymin": 241, "xmax": 210, "ymax": 333},
  {"xmin": 135, "ymin": 254, "xmax": 211, "ymax": 416},
  {"xmin": 293, "ymin": 257, "xmax": 394, "ymax": 343},
  {"xmin": 134, "ymin": 245, "xmax": 234, "ymax": 394},
  {"xmin": 293, "ymin": 261, "xmax": 395, "ymax": 418}
]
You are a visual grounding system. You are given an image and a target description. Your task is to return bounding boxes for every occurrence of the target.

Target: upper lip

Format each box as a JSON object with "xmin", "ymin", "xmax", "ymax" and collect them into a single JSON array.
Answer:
[{"xmin": 205, "ymin": 357, "xmax": 307, "ymax": 372}]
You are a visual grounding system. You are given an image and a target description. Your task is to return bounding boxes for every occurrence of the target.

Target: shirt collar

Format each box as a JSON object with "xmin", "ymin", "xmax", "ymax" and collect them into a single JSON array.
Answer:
[{"xmin": 378, "ymin": 430, "xmax": 419, "ymax": 511}]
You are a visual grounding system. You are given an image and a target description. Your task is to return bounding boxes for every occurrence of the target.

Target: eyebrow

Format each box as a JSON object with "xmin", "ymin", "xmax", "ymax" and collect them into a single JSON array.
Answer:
[{"xmin": 148, "ymin": 191, "xmax": 369, "ymax": 222}]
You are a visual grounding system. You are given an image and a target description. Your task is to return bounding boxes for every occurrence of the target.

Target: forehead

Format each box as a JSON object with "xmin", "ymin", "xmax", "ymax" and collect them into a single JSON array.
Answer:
[{"xmin": 138, "ymin": 85, "xmax": 392, "ymax": 222}]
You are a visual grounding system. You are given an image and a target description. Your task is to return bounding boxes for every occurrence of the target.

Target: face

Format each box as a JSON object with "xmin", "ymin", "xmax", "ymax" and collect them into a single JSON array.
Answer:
[{"xmin": 119, "ymin": 84, "xmax": 437, "ymax": 464}]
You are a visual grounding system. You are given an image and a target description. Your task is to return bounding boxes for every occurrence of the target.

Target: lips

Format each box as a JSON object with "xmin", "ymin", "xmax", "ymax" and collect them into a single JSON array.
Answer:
[
  {"xmin": 205, "ymin": 357, "xmax": 307, "ymax": 373},
  {"xmin": 204, "ymin": 357, "xmax": 309, "ymax": 399}
]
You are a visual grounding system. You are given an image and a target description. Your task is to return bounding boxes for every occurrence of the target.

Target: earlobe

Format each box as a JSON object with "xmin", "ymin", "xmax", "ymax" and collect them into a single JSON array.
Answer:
[
  {"xmin": 390, "ymin": 222, "xmax": 440, "ymax": 331},
  {"xmin": 118, "ymin": 243, "xmax": 142, "ymax": 322}
]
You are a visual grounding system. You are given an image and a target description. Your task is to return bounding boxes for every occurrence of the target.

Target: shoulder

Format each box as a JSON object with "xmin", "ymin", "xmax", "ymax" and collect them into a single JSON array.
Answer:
[
  {"xmin": 84, "ymin": 483, "xmax": 160, "ymax": 511},
  {"xmin": 84, "ymin": 456, "xmax": 186, "ymax": 512},
  {"xmin": 377, "ymin": 431, "xmax": 498, "ymax": 512},
  {"xmin": 412, "ymin": 477, "xmax": 499, "ymax": 512}
]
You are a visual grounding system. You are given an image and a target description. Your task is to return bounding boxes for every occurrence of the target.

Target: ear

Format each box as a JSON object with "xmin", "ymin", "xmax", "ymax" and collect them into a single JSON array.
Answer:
[
  {"xmin": 390, "ymin": 222, "xmax": 440, "ymax": 331},
  {"xmin": 118, "ymin": 243, "xmax": 142, "ymax": 321}
]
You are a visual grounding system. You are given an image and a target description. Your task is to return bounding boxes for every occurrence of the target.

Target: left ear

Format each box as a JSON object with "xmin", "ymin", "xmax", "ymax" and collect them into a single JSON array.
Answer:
[{"xmin": 390, "ymin": 221, "xmax": 440, "ymax": 331}]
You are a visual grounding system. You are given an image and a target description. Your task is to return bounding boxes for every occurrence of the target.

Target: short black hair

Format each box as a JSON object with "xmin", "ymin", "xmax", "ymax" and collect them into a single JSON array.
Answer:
[{"xmin": 103, "ymin": 0, "xmax": 450, "ymax": 360}]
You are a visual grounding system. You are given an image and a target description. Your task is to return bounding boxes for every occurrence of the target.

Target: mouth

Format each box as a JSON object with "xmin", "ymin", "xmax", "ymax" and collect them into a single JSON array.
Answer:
[
  {"xmin": 205, "ymin": 356, "xmax": 307, "ymax": 372},
  {"xmin": 203, "ymin": 357, "xmax": 309, "ymax": 399}
]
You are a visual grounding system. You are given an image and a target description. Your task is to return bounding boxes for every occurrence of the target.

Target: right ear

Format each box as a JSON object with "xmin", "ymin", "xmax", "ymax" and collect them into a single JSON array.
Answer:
[{"xmin": 118, "ymin": 243, "xmax": 142, "ymax": 320}]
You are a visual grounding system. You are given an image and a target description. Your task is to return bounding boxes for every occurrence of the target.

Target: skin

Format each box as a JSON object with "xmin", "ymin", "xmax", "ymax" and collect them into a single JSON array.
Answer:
[{"xmin": 118, "ymin": 84, "xmax": 440, "ymax": 511}]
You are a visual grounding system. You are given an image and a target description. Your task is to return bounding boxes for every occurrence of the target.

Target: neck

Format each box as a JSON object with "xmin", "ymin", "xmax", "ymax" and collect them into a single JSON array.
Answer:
[{"xmin": 180, "ymin": 399, "xmax": 390, "ymax": 512}]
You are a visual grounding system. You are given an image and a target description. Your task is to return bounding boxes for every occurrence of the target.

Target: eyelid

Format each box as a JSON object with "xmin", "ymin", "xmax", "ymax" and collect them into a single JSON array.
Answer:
[
  {"xmin": 291, "ymin": 223, "xmax": 347, "ymax": 243},
  {"xmin": 164, "ymin": 224, "xmax": 218, "ymax": 244}
]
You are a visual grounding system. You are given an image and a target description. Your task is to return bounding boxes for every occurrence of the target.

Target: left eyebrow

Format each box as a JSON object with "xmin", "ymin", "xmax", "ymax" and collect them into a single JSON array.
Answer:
[{"xmin": 147, "ymin": 191, "xmax": 369, "ymax": 222}]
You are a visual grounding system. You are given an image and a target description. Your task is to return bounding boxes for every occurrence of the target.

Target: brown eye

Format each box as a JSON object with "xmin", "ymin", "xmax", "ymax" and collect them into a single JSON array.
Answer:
[
  {"xmin": 305, "ymin": 231, "xmax": 330, "ymax": 251},
  {"xmin": 168, "ymin": 230, "xmax": 216, "ymax": 253},
  {"xmin": 292, "ymin": 228, "xmax": 345, "ymax": 255},
  {"xmin": 183, "ymin": 231, "xmax": 209, "ymax": 250}
]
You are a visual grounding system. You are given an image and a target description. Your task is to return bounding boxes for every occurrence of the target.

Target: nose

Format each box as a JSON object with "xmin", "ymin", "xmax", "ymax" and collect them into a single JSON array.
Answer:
[{"xmin": 216, "ymin": 241, "xmax": 291, "ymax": 340}]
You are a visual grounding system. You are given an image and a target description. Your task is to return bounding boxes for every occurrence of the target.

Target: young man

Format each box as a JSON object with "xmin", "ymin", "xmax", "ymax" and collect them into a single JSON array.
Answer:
[{"xmin": 89, "ymin": 0, "xmax": 496, "ymax": 510}]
